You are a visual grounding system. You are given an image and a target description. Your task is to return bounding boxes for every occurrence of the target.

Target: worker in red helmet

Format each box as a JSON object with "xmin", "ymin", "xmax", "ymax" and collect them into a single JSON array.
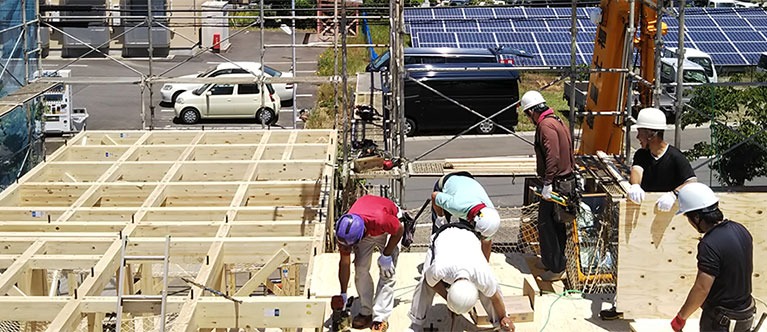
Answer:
[
  {"xmin": 670, "ymin": 183, "xmax": 754, "ymax": 332},
  {"xmin": 335, "ymin": 195, "xmax": 405, "ymax": 332}
]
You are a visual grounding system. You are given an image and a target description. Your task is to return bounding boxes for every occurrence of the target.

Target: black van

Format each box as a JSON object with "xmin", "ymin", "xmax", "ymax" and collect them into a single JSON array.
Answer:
[
  {"xmin": 400, "ymin": 63, "xmax": 520, "ymax": 136},
  {"xmin": 366, "ymin": 47, "xmax": 531, "ymax": 72}
]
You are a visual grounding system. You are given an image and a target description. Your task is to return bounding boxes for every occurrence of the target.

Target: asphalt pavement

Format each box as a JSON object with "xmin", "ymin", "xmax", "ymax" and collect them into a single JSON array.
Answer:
[{"xmin": 40, "ymin": 30, "xmax": 324, "ymax": 130}]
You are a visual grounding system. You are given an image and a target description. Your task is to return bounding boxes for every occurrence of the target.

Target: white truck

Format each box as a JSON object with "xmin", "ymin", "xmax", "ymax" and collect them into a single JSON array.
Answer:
[{"xmin": 37, "ymin": 70, "xmax": 88, "ymax": 134}]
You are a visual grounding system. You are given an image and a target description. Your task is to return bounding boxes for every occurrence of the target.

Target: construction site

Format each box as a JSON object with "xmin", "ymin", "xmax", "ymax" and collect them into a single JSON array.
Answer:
[{"xmin": 0, "ymin": 0, "xmax": 765, "ymax": 331}]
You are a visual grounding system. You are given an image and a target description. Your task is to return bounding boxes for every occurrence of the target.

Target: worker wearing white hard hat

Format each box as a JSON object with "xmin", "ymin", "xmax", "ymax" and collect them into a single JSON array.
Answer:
[
  {"xmin": 405, "ymin": 226, "xmax": 514, "ymax": 332},
  {"xmin": 671, "ymin": 183, "xmax": 755, "ymax": 332},
  {"xmin": 431, "ymin": 171, "xmax": 500, "ymax": 261},
  {"xmin": 627, "ymin": 107, "xmax": 696, "ymax": 212},
  {"xmin": 521, "ymin": 90, "xmax": 577, "ymax": 282}
]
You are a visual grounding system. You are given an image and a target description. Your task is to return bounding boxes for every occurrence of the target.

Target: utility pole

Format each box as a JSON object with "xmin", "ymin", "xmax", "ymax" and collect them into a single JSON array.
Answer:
[{"xmin": 292, "ymin": 0, "xmax": 298, "ymax": 128}]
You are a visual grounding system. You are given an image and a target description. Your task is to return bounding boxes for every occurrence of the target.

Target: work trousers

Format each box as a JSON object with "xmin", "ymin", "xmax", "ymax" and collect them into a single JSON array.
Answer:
[
  {"xmin": 353, "ymin": 234, "xmax": 399, "ymax": 322},
  {"xmin": 407, "ymin": 244, "xmax": 500, "ymax": 326},
  {"xmin": 699, "ymin": 309, "xmax": 755, "ymax": 332},
  {"xmin": 537, "ymin": 199, "xmax": 567, "ymax": 273}
]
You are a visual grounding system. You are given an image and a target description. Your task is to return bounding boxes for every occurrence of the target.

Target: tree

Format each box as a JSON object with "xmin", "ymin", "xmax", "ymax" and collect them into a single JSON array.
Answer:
[{"xmin": 681, "ymin": 73, "xmax": 767, "ymax": 186}]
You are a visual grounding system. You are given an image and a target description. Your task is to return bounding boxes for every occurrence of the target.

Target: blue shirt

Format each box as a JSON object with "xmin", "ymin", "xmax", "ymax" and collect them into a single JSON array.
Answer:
[{"xmin": 435, "ymin": 176, "xmax": 494, "ymax": 219}]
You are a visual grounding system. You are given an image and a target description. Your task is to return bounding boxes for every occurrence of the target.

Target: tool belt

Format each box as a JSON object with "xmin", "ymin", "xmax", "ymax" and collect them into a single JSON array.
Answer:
[
  {"xmin": 437, "ymin": 171, "xmax": 474, "ymax": 191},
  {"xmin": 552, "ymin": 172, "xmax": 579, "ymax": 223},
  {"xmin": 705, "ymin": 300, "xmax": 756, "ymax": 332}
]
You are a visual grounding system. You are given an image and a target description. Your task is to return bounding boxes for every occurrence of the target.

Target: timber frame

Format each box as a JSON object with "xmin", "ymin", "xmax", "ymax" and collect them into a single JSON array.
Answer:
[{"xmin": 0, "ymin": 130, "xmax": 336, "ymax": 331}]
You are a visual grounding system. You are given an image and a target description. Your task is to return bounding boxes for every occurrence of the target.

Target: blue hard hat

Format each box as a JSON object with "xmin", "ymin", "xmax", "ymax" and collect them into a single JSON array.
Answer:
[{"xmin": 335, "ymin": 213, "xmax": 365, "ymax": 246}]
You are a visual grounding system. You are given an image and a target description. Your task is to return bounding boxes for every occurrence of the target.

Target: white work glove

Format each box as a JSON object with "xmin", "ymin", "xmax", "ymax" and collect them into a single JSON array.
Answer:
[
  {"xmin": 541, "ymin": 184, "xmax": 553, "ymax": 200},
  {"xmin": 628, "ymin": 184, "xmax": 645, "ymax": 204},
  {"xmin": 656, "ymin": 191, "xmax": 677, "ymax": 212},
  {"xmin": 434, "ymin": 215, "xmax": 447, "ymax": 228},
  {"xmin": 378, "ymin": 254, "xmax": 395, "ymax": 278}
]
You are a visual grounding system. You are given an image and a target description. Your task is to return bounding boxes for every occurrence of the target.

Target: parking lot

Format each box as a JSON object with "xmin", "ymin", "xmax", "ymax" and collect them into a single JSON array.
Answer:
[{"xmin": 40, "ymin": 30, "xmax": 325, "ymax": 130}]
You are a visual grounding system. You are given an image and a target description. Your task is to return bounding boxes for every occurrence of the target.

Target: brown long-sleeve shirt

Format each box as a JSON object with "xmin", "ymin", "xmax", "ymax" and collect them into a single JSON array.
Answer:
[{"xmin": 534, "ymin": 113, "xmax": 575, "ymax": 184}]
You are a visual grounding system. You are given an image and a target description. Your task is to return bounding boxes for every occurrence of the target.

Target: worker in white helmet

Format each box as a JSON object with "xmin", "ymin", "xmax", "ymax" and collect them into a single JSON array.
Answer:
[
  {"xmin": 671, "ymin": 183, "xmax": 754, "ymax": 332},
  {"xmin": 431, "ymin": 171, "xmax": 500, "ymax": 261},
  {"xmin": 519, "ymin": 90, "xmax": 577, "ymax": 281},
  {"xmin": 405, "ymin": 225, "xmax": 514, "ymax": 332},
  {"xmin": 627, "ymin": 107, "xmax": 696, "ymax": 211}
]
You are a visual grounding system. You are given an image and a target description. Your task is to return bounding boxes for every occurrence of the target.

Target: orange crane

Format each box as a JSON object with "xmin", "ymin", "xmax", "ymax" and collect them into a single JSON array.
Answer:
[{"xmin": 578, "ymin": 0, "xmax": 666, "ymax": 155}]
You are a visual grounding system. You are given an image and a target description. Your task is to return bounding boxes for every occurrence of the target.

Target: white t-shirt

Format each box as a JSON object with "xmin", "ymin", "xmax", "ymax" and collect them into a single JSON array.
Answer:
[{"xmin": 423, "ymin": 227, "xmax": 499, "ymax": 297}]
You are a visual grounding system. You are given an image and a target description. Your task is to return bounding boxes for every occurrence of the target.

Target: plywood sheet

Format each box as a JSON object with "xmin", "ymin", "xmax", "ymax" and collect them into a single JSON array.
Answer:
[{"xmin": 617, "ymin": 192, "xmax": 767, "ymax": 319}]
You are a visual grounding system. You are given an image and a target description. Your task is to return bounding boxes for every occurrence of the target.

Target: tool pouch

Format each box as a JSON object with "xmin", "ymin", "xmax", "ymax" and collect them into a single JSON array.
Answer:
[
  {"xmin": 553, "ymin": 174, "xmax": 579, "ymax": 224},
  {"xmin": 709, "ymin": 300, "xmax": 756, "ymax": 332},
  {"xmin": 400, "ymin": 212, "xmax": 415, "ymax": 248}
]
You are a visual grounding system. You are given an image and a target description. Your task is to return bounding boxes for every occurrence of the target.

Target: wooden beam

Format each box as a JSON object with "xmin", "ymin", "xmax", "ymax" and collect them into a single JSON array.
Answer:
[
  {"xmin": 235, "ymin": 249, "xmax": 289, "ymax": 296},
  {"xmin": 0, "ymin": 240, "xmax": 44, "ymax": 295}
]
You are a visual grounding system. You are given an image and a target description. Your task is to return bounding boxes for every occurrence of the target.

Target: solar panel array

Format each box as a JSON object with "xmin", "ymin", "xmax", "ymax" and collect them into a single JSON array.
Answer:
[{"xmin": 405, "ymin": 7, "xmax": 767, "ymax": 66}]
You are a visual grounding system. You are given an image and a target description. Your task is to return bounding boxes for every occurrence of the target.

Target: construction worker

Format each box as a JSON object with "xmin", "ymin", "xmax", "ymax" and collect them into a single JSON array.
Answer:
[
  {"xmin": 335, "ymin": 195, "xmax": 405, "ymax": 331},
  {"xmin": 627, "ymin": 107, "xmax": 696, "ymax": 211},
  {"xmin": 405, "ymin": 223, "xmax": 514, "ymax": 332},
  {"xmin": 519, "ymin": 90, "xmax": 576, "ymax": 281},
  {"xmin": 671, "ymin": 183, "xmax": 755, "ymax": 331},
  {"xmin": 431, "ymin": 171, "xmax": 501, "ymax": 260}
]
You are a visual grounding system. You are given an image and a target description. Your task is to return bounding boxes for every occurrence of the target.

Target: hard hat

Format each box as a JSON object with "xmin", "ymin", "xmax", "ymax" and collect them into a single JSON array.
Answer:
[
  {"xmin": 635, "ymin": 108, "xmax": 667, "ymax": 130},
  {"xmin": 474, "ymin": 207, "xmax": 500, "ymax": 238},
  {"xmin": 519, "ymin": 91, "xmax": 546, "ymax": 113},
  {"xmin": 446, "ymin": 279, "xmax": 479, "ymax": 315},
  {"xmin": 335, "ymin": 213, "xmax": 365, "ymax": 246},
  {"xmin": 677, "ymin": 183, "xmax": 720, "ymax": 215}
]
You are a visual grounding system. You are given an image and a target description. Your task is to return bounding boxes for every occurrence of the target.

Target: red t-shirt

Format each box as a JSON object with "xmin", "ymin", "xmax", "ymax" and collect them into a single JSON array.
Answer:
[{"xmin": 347, "ymin": 195, "xmax": 401, "ymax": 237}]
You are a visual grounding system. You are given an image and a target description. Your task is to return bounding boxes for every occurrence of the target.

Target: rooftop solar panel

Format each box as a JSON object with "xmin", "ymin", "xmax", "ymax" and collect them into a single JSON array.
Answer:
[{"xmin": 405, "ymin": 7, "xmax": 767, "ymax": 66}]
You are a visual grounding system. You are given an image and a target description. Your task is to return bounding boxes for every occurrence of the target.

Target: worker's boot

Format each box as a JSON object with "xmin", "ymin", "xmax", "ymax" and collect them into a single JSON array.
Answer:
[
  {"xmin": 352, "ymin": 314, "xmax": 373, "ymax": 329},
  {"xmin": 371, "ymin": 321, "xmax": 389, "ymax": 332}
]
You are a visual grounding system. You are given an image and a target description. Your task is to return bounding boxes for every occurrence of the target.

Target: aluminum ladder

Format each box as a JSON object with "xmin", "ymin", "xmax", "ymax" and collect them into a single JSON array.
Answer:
[{"xmin": 116, "ymin": 235, "xmax": 170, "ymax": 332}]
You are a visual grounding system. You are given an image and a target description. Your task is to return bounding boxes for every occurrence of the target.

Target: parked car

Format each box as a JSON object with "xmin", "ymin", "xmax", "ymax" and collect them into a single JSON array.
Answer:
[
  {"xmin": 366, "ymin": 47, "xmax": 531, "ymax": 72},
  {"xmin": 662, "ymin": 47, "xmax": 717, "ymax": 83},
  {"xmin": 173, "ymin": 74, "xmax": 281, "ymax": 125},
  {"xmin": 161, "ymin": 61, "xmax": 294, "ymax": 107},
  {"xmin": 397, "ymin": 63, "xmax": 520, "ymax": 136}
]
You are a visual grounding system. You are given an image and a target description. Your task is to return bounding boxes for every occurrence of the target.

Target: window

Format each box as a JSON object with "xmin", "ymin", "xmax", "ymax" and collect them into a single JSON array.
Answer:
[
  {"xmin": 683, "ymin": 70, "xmax": 708, "ymax": 83},
  {"xmin": 231, "ymin": 68, "xmax": 251, "ymax": 74},
  {"xmin": 238, "ymin": 84, "xmax": 259, "ymax": 94},
  {"xmin": 661, "ymin": 63, "xmax": 674, "ymax": 83},
  {"xmin": 209, "ymin": 69, "xmax": 233, "ymax": 77},
  {"xmin": 193, "ymin": 84, "xmax": 211, "ymax": 95},
  {"xmin": 449, "ymin": 56, "xmax": 496, "ymax": 63},
  {"xmin": 209, "ymin": 84, "xmax": 234, "ymax": 95},
  {"xmin": 688, "ymin": 57, "xmax": 714, "ymax": 77}
]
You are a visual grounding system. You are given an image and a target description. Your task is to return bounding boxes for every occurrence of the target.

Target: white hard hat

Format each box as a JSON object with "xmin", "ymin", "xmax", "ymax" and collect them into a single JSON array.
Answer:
[
  {"xmin": 635, "ymin": 108, "xmax": 667, "ymax": 130},
  {"xmin": 474, "ymin": 207, "xmax": 500, "ymax": 238},
  {"xmin": 447, "ymin": 279, "xmax": 479, "ymax": 315},
  {"xmin": 519, "ymin": 90, "xmax": 546, "ymax": 113},
  {"xmin": 677, "ymin": 182, "xmax": 719, "ymax": 215}
]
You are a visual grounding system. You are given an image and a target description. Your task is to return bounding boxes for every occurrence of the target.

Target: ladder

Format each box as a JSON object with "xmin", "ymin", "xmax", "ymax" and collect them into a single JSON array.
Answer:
[{"xmin": 116, "ymin": 235, "xmax": 171, "ymax": 332}]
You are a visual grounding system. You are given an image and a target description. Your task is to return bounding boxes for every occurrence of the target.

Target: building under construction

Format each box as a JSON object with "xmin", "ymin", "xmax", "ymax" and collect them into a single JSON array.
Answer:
[{"xmin": 0, "ymin": 0, "xmax": 765, "ymax": 331}]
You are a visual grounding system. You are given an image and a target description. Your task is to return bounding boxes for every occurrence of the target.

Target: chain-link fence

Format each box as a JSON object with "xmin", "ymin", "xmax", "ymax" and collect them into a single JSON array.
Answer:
[{"xmin": 404, "ymin": 197, "xmax": 618, "ymax": 294}]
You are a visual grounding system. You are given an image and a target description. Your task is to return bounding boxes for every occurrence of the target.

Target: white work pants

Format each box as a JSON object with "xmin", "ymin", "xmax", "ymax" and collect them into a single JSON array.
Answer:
[
  {"xmin": 354, "ymin": 234, "xmax": 399, "ymax": 322},
  {"xmin": 407, "ymin": 245, "xmax": 501, "ymax": 327}
]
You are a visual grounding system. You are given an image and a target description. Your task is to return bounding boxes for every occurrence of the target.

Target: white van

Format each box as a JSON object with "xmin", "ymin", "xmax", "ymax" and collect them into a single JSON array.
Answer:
[
  {"xmin": 707, "ymin": 0, "xmax": 758, "ymax": 7},
  {"xmin": 663, "ymin": 47, "xmax": 717, "ymax": 83},
  {"xmin": 173, "ymin": 74, "xmax": 281, "ymax": 125}
]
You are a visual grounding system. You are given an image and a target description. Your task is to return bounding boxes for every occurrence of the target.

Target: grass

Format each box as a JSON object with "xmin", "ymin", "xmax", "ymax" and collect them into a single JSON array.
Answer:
[
  {"xmin": 517, "ymin": 72, "xmax": 571, "ymax": 132},
  {"xmin": 307, "ymin": 24, "xmax": 391, "ymax": 129}
]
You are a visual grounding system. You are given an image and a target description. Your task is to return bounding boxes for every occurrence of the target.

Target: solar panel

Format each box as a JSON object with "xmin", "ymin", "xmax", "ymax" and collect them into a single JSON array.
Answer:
[{"xmin": 405, "ymin": 7, "xmax": 767, "ymax": 66}]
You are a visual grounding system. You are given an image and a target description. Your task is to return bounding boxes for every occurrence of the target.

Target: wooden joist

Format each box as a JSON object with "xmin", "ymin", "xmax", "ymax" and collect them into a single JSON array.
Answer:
[{"xmin": 0, "ymin": 130, "xmax": 336, "ymax": 331}]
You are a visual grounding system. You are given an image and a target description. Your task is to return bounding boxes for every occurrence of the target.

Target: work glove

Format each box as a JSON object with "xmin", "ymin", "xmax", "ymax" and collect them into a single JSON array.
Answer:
[
  {"xmin": 378, "ymin": 254, "xmax": 395, "ymax": 278},
  {"xmin": 541, "ymin": 184, "xmax": 553, "ymax": 201},
  {"xmin": 670, "ymin": 314, "xmax": 686, "ymax": 331},
  {"xmin": 656, "ymin": 191, "xmax": 677, "ymax": 212},
  {"xmin": 628, "ymin": 184, "xmax": 645, "ymax": 204},
  {"xmin": 435, "ymin": 215, "xmax": 447, "ymax": 228}
]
